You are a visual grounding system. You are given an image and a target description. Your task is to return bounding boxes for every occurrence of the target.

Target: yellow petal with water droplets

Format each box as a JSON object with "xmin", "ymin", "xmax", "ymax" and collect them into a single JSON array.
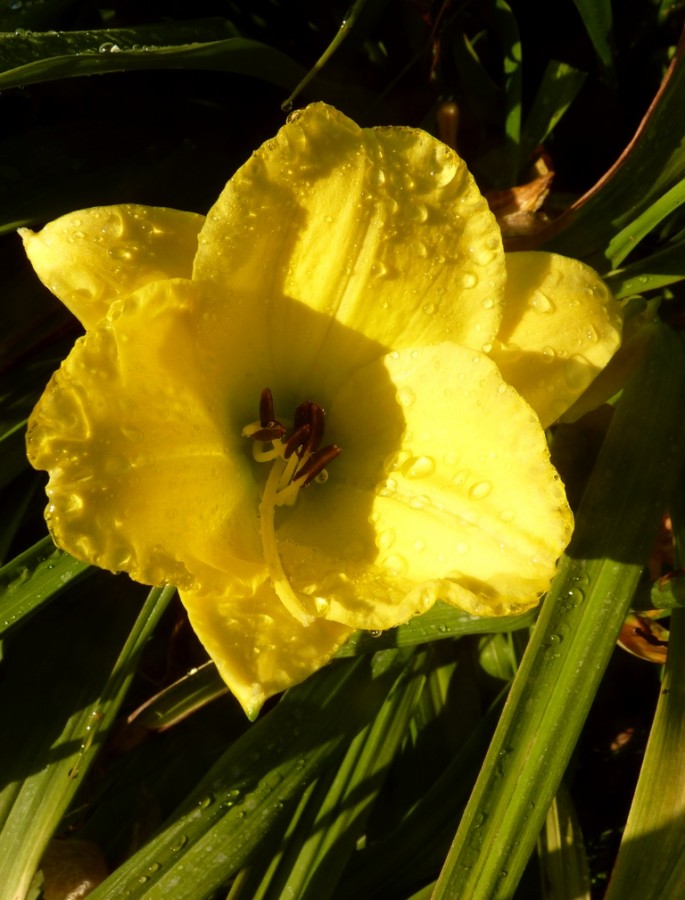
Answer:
[
  {"xmin": 26, "ymin": 278, "xmax": 261, "ymax": 587},
  {"xmin": 20, "ymin": 205, "xmax": 205, "ymax": 330},
  {"xmin": 194, "ymin": 102, "xmax": 506, "ymax": 386},
  {"xmin": 181, "ymin": 577, "xmax": 352, "ymax": 720},
  {"xmin": 491, "ymin": 251, "xmax": 623, "ymax": 427},
  {"xmin": 281, "ymin": 342, "xmax": 572, "ymax": 627}
]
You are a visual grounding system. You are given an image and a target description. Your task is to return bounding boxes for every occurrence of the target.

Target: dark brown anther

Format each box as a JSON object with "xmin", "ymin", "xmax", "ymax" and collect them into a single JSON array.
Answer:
[
  {"xmin": 259, "ymin": 388, "xmax": 276, "ymax": 428},
  {"xmin": 251, "ymin": 423, "xmax": 287, "ymax": 441},
  {"xmin": 283, "ymin": 424, "xmax": 311, "ymax": 459},
  {"xmin": 293, "ymin": 400, "xmax": 315, "ymax": 433},
  {"xmin": 307, "ymin": 404, "xmax": 325, "ymax": 453},
  {"xmin": 294, "ymin": 445, "xmax": 342, "ymax": 485}
]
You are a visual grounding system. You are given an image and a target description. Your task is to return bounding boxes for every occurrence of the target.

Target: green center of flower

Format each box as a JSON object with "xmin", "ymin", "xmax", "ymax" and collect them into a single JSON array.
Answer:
[{"xmin": 242, "ymin": 388, "xmax": 341, "ymax": 626}]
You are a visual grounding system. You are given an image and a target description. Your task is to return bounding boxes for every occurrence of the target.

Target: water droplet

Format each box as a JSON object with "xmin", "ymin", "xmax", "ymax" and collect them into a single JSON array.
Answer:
[
  {"xmin": 371, "ymin": 260, "xmax": 389, "ymax": 278},
  {"xmin": 413, "ymin": 240, "xmax": 429, "ymax": 258},
  {"xmin": 542, "ymin": 345, "xmax": 556, "ymax": 358},
  {"xmin": 463, "ymin": 272, "xmax": 479, "ymax": 289},
  {"xmin": 368, "ymin": 629, "xmax": 383, "ymax": 638},
  {"xmin": 370, "ymin": 167, "xmax": 386, "ymax": 188},
  {"xmin": 382, "ymin": 554, "xmax": 408, "ymax": 575},
  {"xmin": 422, "ymin": 302, "xmax": 436, "ymax": 315},
  {"xmin": 529, "ymin": 290, "xmax": 555, "ymax": 314},
  {"xmin": 469, "ymin": 481, "xmax": 492, "ymax": 500},
  {"xmin": 585, "ymin": 324, "xmax": 599, "ymax": 343},
  {"xmin": 197, "ymin": 796, "xmax": 213, "ymax": 809},
  {"xmin": 468, "ymin": 245, "xmax": 497, "ymax": 266},
  {"xmin": 379, "ymin": 529, "xmax": 396, "ymax": 549},
  {"xmin": 401, "ymin": 455, "xmax": 436, "ymax": 479},
  {"xmin": 397, "ymin": 386, "xmax": 415, "ymax": 407},
  {"xmin": 375, "ymin": 478, "xmax": 397, "ymax": 498}
]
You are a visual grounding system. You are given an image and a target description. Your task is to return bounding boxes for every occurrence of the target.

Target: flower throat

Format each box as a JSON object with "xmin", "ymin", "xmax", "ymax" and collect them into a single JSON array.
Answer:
[{"xmin": 243, "ymin": 388, "xmax": 341, "ymax": 625}]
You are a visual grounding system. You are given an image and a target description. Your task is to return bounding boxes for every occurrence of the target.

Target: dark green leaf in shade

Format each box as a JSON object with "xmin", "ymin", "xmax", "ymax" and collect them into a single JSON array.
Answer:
[
  {"xmin": 570, "ymin": 0, "xmax": 615, "ymax": 77},
  {"xmin": 0, "ymin": 32, "xmax": 306, "ymax": 93},
  {"xmin": 519, "ymin": 61, "xmax": 587, "ymax": 166},
  {"xmin": 527, "ymin": 32, "xmax": 685, "ymax": 268},
  {"xmin": 0, "ymin": 583, "xmax": 174, "ymax": 898}
]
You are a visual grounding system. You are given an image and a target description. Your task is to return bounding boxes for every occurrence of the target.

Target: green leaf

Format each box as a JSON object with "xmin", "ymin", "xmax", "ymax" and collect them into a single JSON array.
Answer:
[
  {"xmin": 0, "ymin": 536, "xmax": 90, "ymax": 637},
  {"xmin": 233, "ymin": 649, "xmax": 426, "ymax": 899},
  {"xmin": 605, "ymin": 465, "xmax": 685, "ymax": 898},
  {"xmin": 0, "ymin": 584, "xmax": 174, "ymax": 899},
  {"xmin": 88, "ymin": 650, "xmax": 414, "ymax": 898},
  {"xmin": 536, "ymin": 34, "xmax": 685, "ymax": 267},
  {"xmin": 605, "ymin": 236, "xmax": 685, "ymax": 298},
  {"xmin": 570, "ymin": 0, "xmax": 615, "ymax": 76},
  {"xmin": 0, "ymin": 29, "xmax": 306, "ymax": 92},
  {"xmin": 538, "ymin": 783, "xmax": 591, "ymax": 900},
  {"xmin": 488, "ymin": 0, "xmax": 523, "ymax": 187},
  {"xmin": 337, "ymin": 602, "xmax": 536, "ymax": 656},
  {"xmin": 606, "ymin": 177, "xmax": 685, "ymax": 267},
  {"xmin": 519, "ymin": 60, "xmax": 587, "ymax": 164},
  {"xmin": 432, "ymin": 324, "xmax": 685, "ymax": 898},
  {"xmin": 128, "ymin": 662, "xmax": 229, "ymax": 731}
]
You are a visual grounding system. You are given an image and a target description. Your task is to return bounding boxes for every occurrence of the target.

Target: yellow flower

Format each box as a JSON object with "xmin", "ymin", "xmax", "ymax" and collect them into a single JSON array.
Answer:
[{"xmin": 21, "ymin": 103, "xmax": 622, "ymax": 719}]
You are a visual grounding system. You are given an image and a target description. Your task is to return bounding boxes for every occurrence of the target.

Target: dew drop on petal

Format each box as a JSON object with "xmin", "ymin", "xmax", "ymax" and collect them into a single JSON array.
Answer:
[
  {"xmin": 397, "ymin": 387, "xmax": 415, "ymax": 407},
  {"xmin": 382, "ymin": 554, "xmax": 409, "ymax": 576},
  {"xmin": 401, "ymin": 455, "xmax": 436, "ymax": 479},
  {"xmin": 463, "ymin": 272, "xmax": 479, "ymax": 289},
  {"xmin": 379, "ymin": 529, "xmax": 396, "ymax": 549},
  {"xmin": 529, "ymin": 290, "xmax": 555, "ymax": 314},
  {"xmin": 469, "ymin": 481, "xmax": 492, "ymax": 500}
]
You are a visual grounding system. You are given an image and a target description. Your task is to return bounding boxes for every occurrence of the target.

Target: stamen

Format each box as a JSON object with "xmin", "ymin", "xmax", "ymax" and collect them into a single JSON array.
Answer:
[
  {"xmin": 294, "ymin": 445, "xmax": 342, "ymax": 485},
  {"xmin": 250, "ymin": 423, "xmax": 287, "ymax": 441},
  {"xmin": 259, "ymin": 388, "xmax": 276, "ymax": 427},
  {"xmin": 283, "ymin": 424, "xmax": 311, "ymax": 459},
  {"xmin": 244, "ymin": 388, "xmax": 341, "ymax": 624}
]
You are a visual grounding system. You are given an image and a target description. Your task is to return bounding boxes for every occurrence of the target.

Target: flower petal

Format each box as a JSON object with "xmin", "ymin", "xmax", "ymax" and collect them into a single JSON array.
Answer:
[
  {"xmin": 26, "ymin": 278, "xmax": 262, "ymax": 588},
  {"xmin": 193, "ymin": 102, "xmax": 506, "ymax": 384},
  {"xmin": 278, "ymin": 343, "xmax": 572, "ymax": 628},
  {"xmin": 20, "ymin": 205, "xmax": 205, "ymax": 330},
  {"xmin": 181, "ymin": 578, "xmax": 352, "ymax": 720},
  {"xmin": 490, "ymin": 251, "xmax": 623, "ymax": 427}
]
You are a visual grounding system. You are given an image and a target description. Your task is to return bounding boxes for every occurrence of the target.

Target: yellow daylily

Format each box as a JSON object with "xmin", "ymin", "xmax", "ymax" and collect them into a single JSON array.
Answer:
[{"xmin": 22, "ymin": 103, "xmax": 622, "ymax": 719}]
